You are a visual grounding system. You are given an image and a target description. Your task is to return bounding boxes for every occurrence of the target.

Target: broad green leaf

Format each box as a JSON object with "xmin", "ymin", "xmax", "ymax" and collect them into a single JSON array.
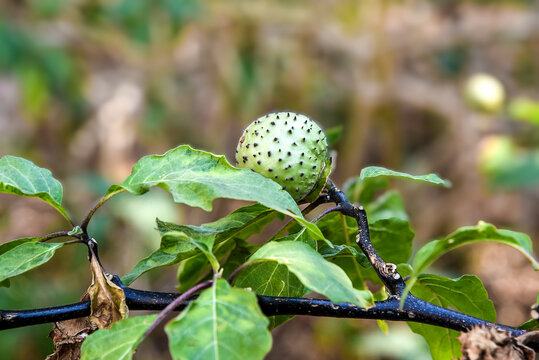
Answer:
[
  {"xmin": 157, "ymin": 204, "xmax": 279, "ymax": 241},
  {"xmin": 248, "ymin": 241, "xmax": 373, "ymax": 308},
  {"xmin": 408, "ymin": 274, "xmax": 495, "ymax": 360},
  {"xmin": 0, "ymin": 237, "xmax": 38, "ymax": 256},
  {"xmin": 119, "ymin": 145, "xmax": 323, "ymax": 239},
  {"xmin": 273, "ymin": 228, "xmax": 317, "ymax": 250},
  {"xmin": 0, "ymin": 242, "xmax": 63, "ymax": 283},
  {"xmin": 412, "ymin": 221, "xmax": 539, "ymax": 274},
  {"xmin": 0, "ymin": 156, "xmax": 69, "ymax": 221},
  {"xmin": 166, "ymin": 279, "xmax": 272, "ymax": 360},
  {"xmin": 519, "ymin": 318, "xmax": 539, "ymax": 331},
  {"xmin": 233, "ymin": 261, "xmax": 305, "ymax": 298},
  {"xmin": 176, "ymin": 238, "xmax": 236, "ymax": 292},
  {"xmin": 80, "ymin": 314, "xmax": 157, "ymax": 360},
  {"xmin": 344, "ymin": 176, "xmax": 389, "ymax": 204},
  {"xmin": 318, "ymin": 244, "xmax": 370, "ymax": 268},
  {"xmin": 161, "ymin": 230, "xmax": 220, "ymax": 271},
  {"xmin": 121, "ymin": 232, "xmax": 198, "ymax": 285},
  {"xmin": 316, "ymin": 212, "xmax": 368, "ymax": 289},
  {"xmin": 359, "ymin": 166, "xmax": 451, "ymax": 187},
  {"xmin": 325, "ymin": 125, "xmax": 343, "ymax": 148},
  {"xmin": 370, "ymin": 218, "xmax": 413, "ymax": 265},
  {"xmin": 0, "ymin": 238, "xmax": 39, "ymax": 287},
  {"xmin": 121, "ymin": 205, "xmax": 275, "ymax": 285},
  {"xmin": 234, "ymin": 261, "xmax": 305, "ymax": 328},
  {"xmin": 365, "ymin": 190, "xmax": 408, "ymax": 222}
]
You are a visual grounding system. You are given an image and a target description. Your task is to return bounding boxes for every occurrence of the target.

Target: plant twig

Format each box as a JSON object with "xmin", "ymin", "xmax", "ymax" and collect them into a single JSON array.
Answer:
[
  {"xmin": 80, "ymin": 188, "xmax": 125, "ymax": 233},
  {"xmin": 325, "ymin": 179, "xmax": 405, "ymax": 295},
  {"xmin": 39, "ymin": 230, "xmax": 78, "ymax": 242},
  {"xmin": 141, "ymin": 279, "xmax": 214, "ymax": 342},
  {"xmin": 311, "ymin": 205, "xmax": 343, "ymax": 223},
  {"xmin": 0, "ymin": 281, "xmax": 526, "ymax": 336}
]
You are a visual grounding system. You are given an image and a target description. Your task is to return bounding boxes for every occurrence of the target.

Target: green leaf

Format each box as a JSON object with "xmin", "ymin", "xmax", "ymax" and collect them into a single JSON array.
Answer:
[
  {"xmin": 234, "ymin": 261, "xmax": 305, "ymax": 328},
  {"xmin": 519, "ymin": 318, "xmax": 539, "ymax": 331},
  {"xmin": 248, "ymin": 241, "xmax": 373, "ymax": 307},
  {"xmin": 318, "ymin": 244, "xmax": 370, "ymax": 268},
  {"xmin": 119, "ymin": 145, "xmax": 323, "ymax": 239},
  {"xmin": 121, "ymin": 205, "xmax": 275, "ymax": 285},
  {"xmin": 273, "ymin": 227, "xmax": 317, "ymax": 250},
  {"xmin": 412, "ymin": 221, "xmax": 539, "ymax": 274},
  {"xmin": 316, "ymin": 209, "xmax": 413, "ymax": 285},
  {"xmin": 0, "ymin": 242, "xmax": 63, "ymax": 283},
  {"xmin": 0, "ymin": 156, "xmax": 69, "ymax": 222},
  {"xmin": 176, "ymin": 238, "xmax": 236, "ymax": 292},
  {"xmin": 0, "ymin": 237, "xmax": 38, "ymax": 256},
  {"xmin": 221, "ymin": 239, "xmax": 257, "ymax": 280},
  {"xmin": 68, "ymin": 225, "xmax": 83, "ymax": 236},
  {"xmin": 316, "ymin": 212, "xmax": 367, "ymax": 288},
  {"xmin": 80, "ymin": 315, "xmax": 157, "ymax": 360},
  {"xmin": 359, "ymin": 166, "xmax": 451, "ymax": 187},
  {"xmin": 365, "ymin": 190, "xmax": 408, "ymax": 222},
  {"xmin": 0, "ymin": 238, "xmax": 40, "ymax": 288},
  {"xmin": 408, "ymin": 274, "xmax": 495, "ymax": 360},
  {"xmin": 343, "ymin": 176, "xmax": 389, "ymax": 204},
  {"xmin": 161, "ymin": 230, "xmax": 220, "ymax": 271},
  {"xmin": 325, "ymin": 125, "xmax": 343, "ymax": 148},
  {"xmin": 370, "ymin": 218, "xmax": 414, "ymax": 265},
  {"xmin": 166, "ymin": 279, "xmax": 272, "ymax": 360}
]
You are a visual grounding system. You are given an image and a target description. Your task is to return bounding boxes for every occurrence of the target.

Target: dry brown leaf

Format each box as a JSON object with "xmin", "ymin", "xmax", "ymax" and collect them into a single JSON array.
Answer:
[
  {"xmin": 87, "ymin": 243, "xmax": 128, "ymax": 329},
  {"xmin": 459, "ymin": 326, "xmax": 537, "ymax": 360},
  {"xmin": 45, "ymin": 293, "xmax": 98, "ymax": 360}
]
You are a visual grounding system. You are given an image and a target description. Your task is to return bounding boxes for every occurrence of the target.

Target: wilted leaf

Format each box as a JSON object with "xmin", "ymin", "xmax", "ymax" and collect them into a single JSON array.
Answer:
[
  {"xmin": 47, "ymin": 308, "xmax": 98, "ymax": 360},
  {"xmin": 88, "ymin": 246, "xmax": 128, "ymax": 329}
]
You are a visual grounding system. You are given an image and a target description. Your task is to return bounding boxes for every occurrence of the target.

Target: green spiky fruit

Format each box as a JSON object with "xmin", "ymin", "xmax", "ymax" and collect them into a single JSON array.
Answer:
[{"xmin": 236, "ymin": 112, "xmax": 331, "ymax": 202}]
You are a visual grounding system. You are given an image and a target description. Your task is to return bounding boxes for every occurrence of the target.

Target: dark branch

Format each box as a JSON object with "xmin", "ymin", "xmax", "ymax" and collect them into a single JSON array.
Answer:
[
  {"xmin": 325, "ymin": 180, "xmax": 405, "ymax": 295},
  {"xmin": 0, "ymin": 279, "xmax": 525, "ymax": 336}
]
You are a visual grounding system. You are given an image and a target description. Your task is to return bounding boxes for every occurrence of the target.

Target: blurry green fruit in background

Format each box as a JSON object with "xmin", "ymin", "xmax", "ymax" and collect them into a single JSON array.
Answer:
[
  {"xmin": 464, "ymin": 73, "xmax": 505, "ymax": 113},
  {"xmin": 479, "ymin": 135, "xmax": 539, "ymax": 189},
  {"xmin": 508, "ymin": 97, "xmax": 539, "ymax": 126}
]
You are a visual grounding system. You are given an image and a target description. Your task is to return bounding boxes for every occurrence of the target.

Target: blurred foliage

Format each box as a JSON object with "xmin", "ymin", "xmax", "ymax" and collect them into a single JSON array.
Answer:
[{"xmin": 0, "ymin": 0, "xmax": 538, "ymax": 359}]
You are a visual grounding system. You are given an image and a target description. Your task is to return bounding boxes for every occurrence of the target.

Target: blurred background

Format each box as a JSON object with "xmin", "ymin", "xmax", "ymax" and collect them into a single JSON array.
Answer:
[{"xmin": 0, "ymin": 0, "xmax": 538, "ymax": 359}]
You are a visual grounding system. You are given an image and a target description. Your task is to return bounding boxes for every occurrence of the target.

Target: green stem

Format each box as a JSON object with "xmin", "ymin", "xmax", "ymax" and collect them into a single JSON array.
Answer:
[
  {"xmin": 40, "ymin": 230, "xmax": 77, "ymax": 242},
  {"xmin": 80, "ymin": 188, "xmax": 126, "ymax": 232}
]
